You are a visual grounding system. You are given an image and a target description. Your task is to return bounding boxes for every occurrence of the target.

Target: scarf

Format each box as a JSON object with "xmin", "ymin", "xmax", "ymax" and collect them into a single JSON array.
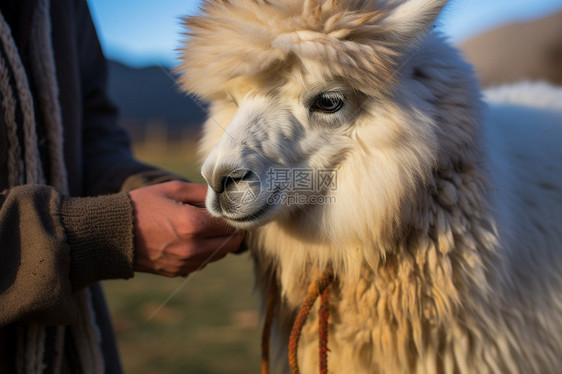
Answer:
[{"xmin": 0, "ymin": 0, "xmax": 104, "ymax": 372}]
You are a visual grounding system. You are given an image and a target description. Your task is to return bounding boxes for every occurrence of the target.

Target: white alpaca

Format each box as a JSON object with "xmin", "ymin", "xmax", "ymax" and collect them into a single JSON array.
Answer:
[{"xmin": 177, "ymin": 0, "xmax": 562, "ymax": 372}]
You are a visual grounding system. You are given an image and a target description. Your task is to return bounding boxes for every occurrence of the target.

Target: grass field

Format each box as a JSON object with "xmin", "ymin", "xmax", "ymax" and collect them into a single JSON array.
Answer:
[{"xmin": 102, "ymin": 141, "xmax": 261, "ymax": 374}]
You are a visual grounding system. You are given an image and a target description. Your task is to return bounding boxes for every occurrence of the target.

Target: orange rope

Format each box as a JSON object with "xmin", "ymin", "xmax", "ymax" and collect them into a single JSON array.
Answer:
[
  {"xmin": 261, "ymin": 273, "xmax": 334, "ymax": 374},
  {"xmin": 318, "ymin": 282, "xmax": 331, "ymax": 374},
  {"xmin": 288, "ymin": 273, "xmax": 334, "ymax": 374}
]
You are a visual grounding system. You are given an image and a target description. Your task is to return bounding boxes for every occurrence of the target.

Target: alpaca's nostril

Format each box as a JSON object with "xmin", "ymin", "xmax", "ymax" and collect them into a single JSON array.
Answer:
[
  {"xmin": 228, "ymin": 169, "xmax": 250, "ymax": 181},
  {"xmin": 218, "ymin": 169, "xmax": 262, "ymax": 213},
  {"xmin": 206, "ymin": 167, "xmax": 253, "ymax": 194},
  {"xmin": 204, "ymin": 164, "xmax": 244, "ymax": 193},
  {"xmin": 221, "ymin": 176, "xmax": 235, "ymax": 193},
  {"xmin": 221, "ymin": 170, "xmax": 250, "ymax": 192},
  {"xmin": 218, "ymin": 170, "xmax": 252, "ymax": 193}
]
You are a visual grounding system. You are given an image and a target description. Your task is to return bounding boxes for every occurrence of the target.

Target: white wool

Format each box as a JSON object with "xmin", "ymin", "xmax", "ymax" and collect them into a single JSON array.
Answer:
[{"xmin": 177, "ymin": 0, "xmax": 562, "ymax": 372}]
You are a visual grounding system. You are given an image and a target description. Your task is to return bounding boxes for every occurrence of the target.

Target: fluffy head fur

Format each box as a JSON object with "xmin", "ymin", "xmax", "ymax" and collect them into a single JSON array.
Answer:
[
  {"xmin": 177, "ymin": 0, "xmax": 562, "ymax": 373},
  {"xmin": 177, "ymin": 0, "xmax": 449, "ymax": 98}
]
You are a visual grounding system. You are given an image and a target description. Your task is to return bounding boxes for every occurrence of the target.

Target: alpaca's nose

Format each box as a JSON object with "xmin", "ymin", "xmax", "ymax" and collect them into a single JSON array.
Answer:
[
  {"xmin": 202, "ymin": 162, "xmax": 261, "ymax": 214},
  {"xmin": 204, "ymin": 165, "xmax": 251, "ymax": 194}
]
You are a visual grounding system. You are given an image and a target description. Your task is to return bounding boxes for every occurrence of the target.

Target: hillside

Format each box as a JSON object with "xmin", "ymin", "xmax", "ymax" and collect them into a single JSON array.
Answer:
[
  {"xmin": 460, "ymin": 11, "xmax": 562, "ymax": 87},
  {"xmin": 106, "ymin": 60, "xmax": 207, "ymax": 133}
]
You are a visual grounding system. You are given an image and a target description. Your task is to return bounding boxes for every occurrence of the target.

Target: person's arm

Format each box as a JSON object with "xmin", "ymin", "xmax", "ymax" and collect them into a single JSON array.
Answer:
[
  {"xmin": 0, "ymin": 185, "xmax": 134, "ymax": 327},
  {"xmin": 0, "ymin": 1, "xmax": 243, "ymax": 328},
  {"xmin": 0, "ymin": 182, "xmax": 243, "ymax": 328}
]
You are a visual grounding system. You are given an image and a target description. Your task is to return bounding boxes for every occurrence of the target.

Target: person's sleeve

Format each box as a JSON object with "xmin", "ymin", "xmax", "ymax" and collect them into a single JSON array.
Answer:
[
  {"xmin": 0, "ymin": 185, "xmax": 135, "ymax": 327},
  {"xmin": 77, "ymin": 2, "xmax": 182, "ymax": 196}
]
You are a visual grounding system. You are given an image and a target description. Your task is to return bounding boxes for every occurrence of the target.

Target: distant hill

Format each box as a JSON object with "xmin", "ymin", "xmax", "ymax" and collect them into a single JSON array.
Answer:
[
  {"xmin": 106, "ymin": 60, "xmax": 207, "ymax": 134},
  {"xmin": 460, "ymin": 11, "xmax": 562, "ymax": 87}
]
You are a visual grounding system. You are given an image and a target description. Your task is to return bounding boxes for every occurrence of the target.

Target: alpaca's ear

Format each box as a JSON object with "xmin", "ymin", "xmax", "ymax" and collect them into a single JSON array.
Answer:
[{"xmin": 382, "ymin": 0, "xmax": 448, "ymax": 45}]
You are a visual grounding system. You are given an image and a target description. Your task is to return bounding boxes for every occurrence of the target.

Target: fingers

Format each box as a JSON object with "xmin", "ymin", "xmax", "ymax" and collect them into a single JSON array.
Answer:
[
  {"xmin": 184, "ymin": 207, "xmax": 240, "ymax": 238},
  {"xmin": 186, "ymin": 234, "xmax": 245, "ymax": 276},
  {"xmin": 131, "ymin": 181, "xmax": 245, "ymax": 278},
  {"xmin": 195, "ymin": 232, "xmax": 245, "ymax": 259},
  {"xmin": 175, "ymin": 233, "xmax": 244, "ymax": 276},
  {"xmin": 162, "ymin": 181, "xmax": 208, "ymax": 205},
  {"xmin": 157, "ymin": 181, "xmax": 240, "ymax": 237},
  {"xmin": 158, "ymin": 181, "xmax": 239, "ymax": 237}
]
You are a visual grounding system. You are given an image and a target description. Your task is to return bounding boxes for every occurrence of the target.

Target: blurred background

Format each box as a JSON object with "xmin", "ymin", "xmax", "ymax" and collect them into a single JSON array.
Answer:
[{"xmin": 84, "ymin": 0, "xmax": 562, "ymax": 373}]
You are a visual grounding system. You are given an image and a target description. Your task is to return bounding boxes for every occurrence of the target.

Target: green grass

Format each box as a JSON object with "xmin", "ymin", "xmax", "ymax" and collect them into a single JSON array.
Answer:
[{"xmin": 102, "ymin": 143, "xmax": 261, "ymax": 373}]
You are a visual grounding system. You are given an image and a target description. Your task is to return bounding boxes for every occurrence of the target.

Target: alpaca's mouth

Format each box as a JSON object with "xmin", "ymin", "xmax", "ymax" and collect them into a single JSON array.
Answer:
[
  {"xmin": 223, "ymin": 188, "xmax": 282, "ymax": 228},
  {"xmin": 228, "ymin": 203, "xmax": 274, "ymax": 223}
]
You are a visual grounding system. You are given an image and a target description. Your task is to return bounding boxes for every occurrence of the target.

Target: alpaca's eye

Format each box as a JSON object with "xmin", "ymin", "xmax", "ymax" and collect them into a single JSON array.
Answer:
[{"xmin": 311, "ymin": 92, "xmax": 345, "ymax": 113}]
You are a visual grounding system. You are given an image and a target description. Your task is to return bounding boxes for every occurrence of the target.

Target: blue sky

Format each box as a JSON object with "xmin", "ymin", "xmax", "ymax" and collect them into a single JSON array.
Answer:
[{"xmin": 86, "ymin": 0, "xmax": 562, "ymax": 68}]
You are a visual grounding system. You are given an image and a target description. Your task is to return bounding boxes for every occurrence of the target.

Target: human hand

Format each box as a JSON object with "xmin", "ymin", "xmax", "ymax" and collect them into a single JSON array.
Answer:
[{"xmin": 129, "ymin": 181, "xmax": 244, "ymax": 277}]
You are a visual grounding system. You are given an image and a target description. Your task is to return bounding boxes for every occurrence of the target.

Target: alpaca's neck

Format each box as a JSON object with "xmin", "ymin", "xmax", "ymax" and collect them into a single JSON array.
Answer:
[
  {"xmin": 250, "ymin": 158, "xmax": 499, "ymax": 311},
  {"xmin": 249, "ymin": 161, "xmax": 504, "ymax": 372}
]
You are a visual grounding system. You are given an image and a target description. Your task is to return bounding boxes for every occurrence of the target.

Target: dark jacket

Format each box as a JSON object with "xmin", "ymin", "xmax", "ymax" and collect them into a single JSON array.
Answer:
[{"xmin": 0, "ymin": 0, "xmax": 177, "ymax": 372}]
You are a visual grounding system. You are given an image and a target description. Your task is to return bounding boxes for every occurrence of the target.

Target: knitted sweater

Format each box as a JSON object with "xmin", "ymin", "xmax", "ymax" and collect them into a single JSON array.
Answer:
[{"xmin": 0, "ymin": 0, "xmax": 179, "ymax": 372}]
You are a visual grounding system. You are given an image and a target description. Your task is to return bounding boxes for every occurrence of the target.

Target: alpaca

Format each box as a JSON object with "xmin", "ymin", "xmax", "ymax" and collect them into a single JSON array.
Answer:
[{"xmin": 177, "ymin": 0, "xmax": 562, "ymax": 372}]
